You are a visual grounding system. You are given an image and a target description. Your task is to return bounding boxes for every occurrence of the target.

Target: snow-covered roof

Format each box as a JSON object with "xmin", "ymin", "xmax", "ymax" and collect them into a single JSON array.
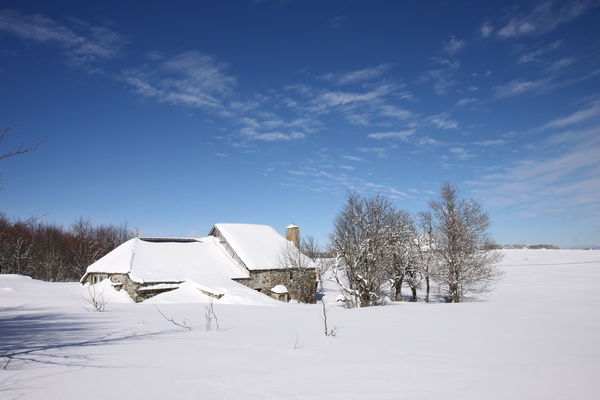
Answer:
[
  {"xmin": 84, "ymin": 236, "xmax": 248, "ymax": 287},
  {"xmin": 210, "ymin": 223, "xmax": 314, "ymax": 271}
]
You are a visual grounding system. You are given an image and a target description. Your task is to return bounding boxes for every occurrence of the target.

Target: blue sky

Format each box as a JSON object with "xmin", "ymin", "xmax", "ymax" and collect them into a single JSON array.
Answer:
[{"xmin": 1, "ymin": 0, "xmax": 599, "ymax": 249}]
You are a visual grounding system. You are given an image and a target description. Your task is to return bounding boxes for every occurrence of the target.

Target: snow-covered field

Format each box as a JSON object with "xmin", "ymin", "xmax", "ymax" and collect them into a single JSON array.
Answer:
[{"xmin": 1, "ymin": 249, "xmax": 599, "ymax": 399}]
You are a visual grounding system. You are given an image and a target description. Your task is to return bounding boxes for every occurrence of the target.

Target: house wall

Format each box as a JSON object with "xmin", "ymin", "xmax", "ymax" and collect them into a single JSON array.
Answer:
[{"xmin": 234, "ymin": 268, "xmax": 317, "ymax": 303}]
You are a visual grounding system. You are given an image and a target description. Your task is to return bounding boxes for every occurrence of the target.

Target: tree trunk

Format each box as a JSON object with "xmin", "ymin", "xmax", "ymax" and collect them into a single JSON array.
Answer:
[{"xmin": 395, "ymin": 278, "xmax": 403, "ymax": 301}]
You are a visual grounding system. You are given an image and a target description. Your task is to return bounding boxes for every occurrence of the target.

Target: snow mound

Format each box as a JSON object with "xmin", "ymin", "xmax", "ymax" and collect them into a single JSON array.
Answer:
[
  {"xmin": 271, "ymin": 284, "xmax": 288, "ymax": 294},
  {"xmin": 81, "ymin": 279, "xmax": 134, "ymax": 304},
  {"xmin": 145, "ymin": 280, "xmax": 281, "ymax": 306}
]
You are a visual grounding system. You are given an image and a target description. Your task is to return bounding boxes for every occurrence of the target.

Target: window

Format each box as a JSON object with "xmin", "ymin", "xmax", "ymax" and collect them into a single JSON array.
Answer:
[{"xmin": 92, "ymin": 275, "xmax": 102, "ymax": 284}]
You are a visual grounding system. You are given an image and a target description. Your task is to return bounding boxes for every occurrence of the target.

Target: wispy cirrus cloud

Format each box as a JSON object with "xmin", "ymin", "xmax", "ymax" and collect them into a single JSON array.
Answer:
[
  {"xmin": 234, "ymin": 111, "xmax": 318, "ymax": 144},
  {"xmin": 517, "ymin": 40, "xmax": 563, "ymax": 63},
  {"xmin": 455, "ymin": 97, "xmax": 478, "ymax": 107},
  {"xmin": 368, "ymin": 129, "xmax": 416, "ymax": 140},
  {"xmin": 282, "ymin": 66, "xmax": 416, "ymax": 129},
  {"xmin": 418, "ymin": 57, "xmax": 460, "ymax": 95},
  {"xmin": 450, "ymin": 147, "xmax": 475, "ymax": 160},
  {"xmin": 328, "ymin": 15, "xmax": 348, "ymax": 30},
  {"xmin": 321, "ymin": 64, "xmax": 391, "ymax": 85},
  {"xmin": 428, "ymin": 112, "xmax": 458, "ymax": 129},
  {"xmin": 341, "ymin": 155, "xmax": 365, "ymax": 162},
  {"xmin": 244, "ymin": 130, "xmax": 306, "ymax": 142},
  {"xmin": 484, "ymin": 0, "xmax": 597, "ymax": 39},
  {"xmin": 0, "ymin": 9, "xmax": 124, "ymax": 68},
  {"xmin": 124, "ymin": 51, "xmax": 237, "ymax": 113},
  {"xmin": 312, "ymin": 83, "xmax": 397, "ymax": 111},
  {"xmin": 442, "ymin": 36, "xmax": 466, "ymax": 55},
  {"xmin": 357, "ymin": 147, "xmax": 390, "ymax": 158},
  {"xmin": 537, "ymin": 99, "xmax": 600, "ymax": 130},
  {"xmin": 479, "ymin": 21, "xmax": 495, "ymax": 38},
  {"xmin": 472, "ymin": 139, "xmax": 508, "ymax": 147},
  {"xmin": 472, "ymin": 121, "xmax": 600, "ymax": 220},
  {"xmin": 419, "ymin": 136, "xmax": 443, "ymax": 146},
  {"xmin": 379, "ymin": 105, "xmax": 416, "ymax": 120},
  {"xmin": 493, "ymin": 77, "xmax": 552, "ymax": 98}
]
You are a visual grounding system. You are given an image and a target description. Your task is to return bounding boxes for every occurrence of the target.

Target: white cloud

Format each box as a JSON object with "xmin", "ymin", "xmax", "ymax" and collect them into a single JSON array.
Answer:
[
  {"xmin": 538, "ymin": 99, "xmax": 600, "ymax": 130},
  {"xmin": 321, "ymin": 64, "xmax": 391, "ymax": 85},
  {"xmin": 314, "ymin": 84, "xmax": 395, "ymax": 110},
  {"xmin": 450, "ymin": 147, "xmax": 475, "ymax": 160},
  {"xmin": 341, "ymin": 155, "xmax": 365, "ymax": 162},
  {"xmin": 455, "ymin": 97, "xmax": 478, "ymax": 107},
  {"xmin": 429, "ymin": 112, "xmax": 458, "ymax": 129},
  {"xmin": 472, "ymin": 125, "xmax": 600, "ymax": 220},
  {"xmin": 493, "ymin": 77, "xmax": 551, "ymax": 98},
  {"xmin": 442, "ymin": 36, "xmax": 466, "ymax": 55},
  {"xmin": 388, "ymin": 188, "xmax": 409, "ymax": 198},
  {"xmin": 357, "ymin": 147, "xmax": 389, "ymax": 158},
  {"xmin": 0, "ymin": 9, "xmax": 124, "ymax": 66},
  {"xmin": 328, "ymin": 15, "xmax": 348, "ymax": 30},
  {"xmin": 496, "ymin": 1, "xmax": 596, "ymax": 39},
  {"xmin": 472, "ymin": 139, "xmax": 508, "ymax": 146},
  {"xmin": 479, "ymin": 21, "xmax": 494, "ymax": 38},
  {"xmin": 418, "ymin": 58, "xmax": 460, "ymax": 95},
  {"xmin": 517, "ymin": 40, "xmax": 563, "ymax": 63},
  {"xmin": 379, "ymin": 105, "xmax": 415, "ymax": 120},
  {"xmin": 368, "ymin": 129, "xmax": 415, "ymax": 140},
  {"xmin": 419, "ymin": 137, "xmax": 443, "ymax": 146},
  {"xmin": 124, "ymin": 51, "xmax": 236, "ymax": 112},
  {"xmin": 253, "ymin": 132, "xmax": 306, "ymax": 141},
  {"xmin": 545, "ymin": 57, "xmax": 575, "ymax": 72},
  {"xmin": 240, "ymin": 126, "xmax": 306, "ymax": 142}
]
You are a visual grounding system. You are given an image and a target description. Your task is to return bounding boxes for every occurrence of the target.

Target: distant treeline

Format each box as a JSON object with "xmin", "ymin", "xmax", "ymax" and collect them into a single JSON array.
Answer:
[
  {"xmin": 491, "ymin": 244, "xmax": 560, "ymax": 250},
  {"xmin": 0, "ymin": 213, "xmax": 137, "ymax": 282}
]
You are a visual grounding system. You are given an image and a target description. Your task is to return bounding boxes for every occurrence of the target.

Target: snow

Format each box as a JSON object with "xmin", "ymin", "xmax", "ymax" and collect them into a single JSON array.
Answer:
[
  {"xmin": 85, "ymin": 237, "xmax": 249, "ymax": 282},
  {"xmin": 83, "ymin": 237, "xmax": 137, "ymax": 276},
  {"xmin": 271, "ymin": 284, "xmax": 288, "ymax": 293},
  {"xmin": 1, "ymin": 249, "xmax": 599, "ymax": 399},
  {"xmin": 83, "ymin": 236, "xmax": 253, "ymax": 297},
  {"xmin": 213, "ymin": 223, "xmax": 312, "ymax": 270}
]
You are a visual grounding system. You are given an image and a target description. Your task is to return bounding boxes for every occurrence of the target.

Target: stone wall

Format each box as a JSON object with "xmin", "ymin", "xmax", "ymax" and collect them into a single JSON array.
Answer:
[
  {"xmin": 84, "ymin": 268, "xmax": 317, "ymax": 304},
  {"xmin": 235, "ymin": 268, "xmax": 317, "ymax": 303},
  {"xmin": 82, "ymin": 273, "xmax": 146, "ymax": 302}
]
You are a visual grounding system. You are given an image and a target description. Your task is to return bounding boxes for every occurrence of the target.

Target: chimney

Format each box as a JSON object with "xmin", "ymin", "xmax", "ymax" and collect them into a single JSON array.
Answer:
[{"xmin": 286, "ymin": 224, "xmax": 300, "ymax": 248}]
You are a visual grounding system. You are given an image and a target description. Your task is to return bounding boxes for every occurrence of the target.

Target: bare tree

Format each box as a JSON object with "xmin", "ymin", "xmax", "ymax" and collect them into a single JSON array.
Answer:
[
  {"xmin": 428, "ymin": 182, "xmax": 503, "ymax": 303},
  {"xmin": 329, "ymin": 192, "xmax": 395, "ymax": 307},
  {"xmin": 69, "ymin": 218, "xmax": 104, "ymax": 278},
  {"xmin": 1, "ymin": 214, "xmax": 136, "ymax": 281},
  {"xmin": 301, "ymin": 235, "xmax": 327, "ymax": 295},
  {"xmin": 387, "ymin": 210, "xmax": 422, "ymax": 302},
  {"xmin": 1, "ymin": 123, "xmax": 44, "ymax": 162},
  {"xmin": 276, "ymin": 241, "xmax": 316, "ymax": 303},
  {"xmin": 417, "ymin": 211, "xmax": 436, "ymax": 303},
  {"xmin": 385, "ymin": 208, "xmax": 426, "ymax": 303},
  {"xmin": 31, "ymin": 223, "xmax": 69, "ymax": 281},
  {"xmin": 0, "ymin": 217, "xmax": 35, "ymax": 276}
]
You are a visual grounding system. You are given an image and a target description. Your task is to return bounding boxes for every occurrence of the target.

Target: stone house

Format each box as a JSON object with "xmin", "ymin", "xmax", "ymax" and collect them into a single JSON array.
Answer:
[{"xmin": 80, "ymin": 224, "xmax": 316, "ymax": 303}]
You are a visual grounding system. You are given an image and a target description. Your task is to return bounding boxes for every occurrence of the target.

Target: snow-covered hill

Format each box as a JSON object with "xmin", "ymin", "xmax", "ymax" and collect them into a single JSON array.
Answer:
[{"xmin": 1, "ymin": 249, "xmax": 599, "ymax": 399}]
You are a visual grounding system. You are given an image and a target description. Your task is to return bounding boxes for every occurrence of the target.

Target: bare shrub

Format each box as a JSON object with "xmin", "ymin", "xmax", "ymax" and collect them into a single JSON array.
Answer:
[{"xmin": 84, "ymin": 285, "xmax": 108, "ymax": 312}]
